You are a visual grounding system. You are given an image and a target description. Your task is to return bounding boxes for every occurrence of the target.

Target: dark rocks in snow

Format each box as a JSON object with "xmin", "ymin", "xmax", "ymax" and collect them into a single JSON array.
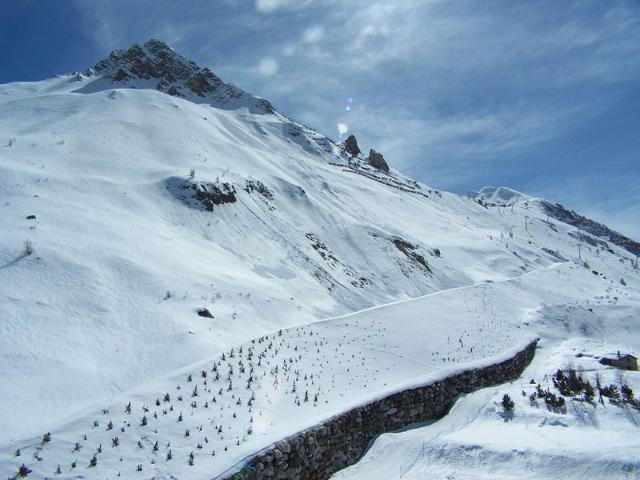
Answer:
[
  {"xmin": 255, "ymin": 98, "xmax": 275, "ymax": 115},
  {"xmin": 367, "ymin": 149, "xmax": 389, "ymax": 172},
  {"xmin": 193, "ymin": 182, "xmax": 236, "ymax": 211},
  {"xmin": 344, "ymin": 135, "xmax": 361, "ymax": 157},
  {"xmin": 197, "ymin": 307, "xmax": 214, "ymax": 319},
  {"xmin": 26, "ymin": 215, "xmax": 36, "ymax": 220},
  {"xmin": 165, "ymin": 177, "xmax": 237, "ymax": 212},
  {"xmin": 244, "ymin": 179, "xmax": 274, "ymax": 200},
  {"xmin": 393, "ymin": 238, "xmax": 432, "ymax": 273}
]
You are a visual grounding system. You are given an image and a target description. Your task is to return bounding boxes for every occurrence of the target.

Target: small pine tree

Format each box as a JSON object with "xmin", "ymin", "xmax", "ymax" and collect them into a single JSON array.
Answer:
[
  {"xmin": 601, "ymin": 384, "xmax": 621, "ymax": 402},
  {"xmin": 583, "ymin": 381, "xmax": 595, "ymax": 402},
  {"xmin": 17, "ymin": 464, "xmax": 32, "ymax": 477},
  {"xmin": 501, "ymin": 394, "xmax": 515, "ymax": 412},
  {"xmin": 621, "ymin": 384, "xmax": 635, "ymax": 403}
]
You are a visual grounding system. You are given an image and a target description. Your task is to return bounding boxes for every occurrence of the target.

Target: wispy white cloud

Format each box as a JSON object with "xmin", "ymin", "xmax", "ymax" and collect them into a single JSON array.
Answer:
[{"xmin": 255, "ymin": 0, "xmax": 313, "ymax": 14}]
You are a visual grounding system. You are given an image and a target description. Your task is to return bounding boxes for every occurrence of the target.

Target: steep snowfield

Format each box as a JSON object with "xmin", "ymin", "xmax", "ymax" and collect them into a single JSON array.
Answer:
[{"xmin": 1, "ymin": 41, "xmax": 639, "ymax": 479}]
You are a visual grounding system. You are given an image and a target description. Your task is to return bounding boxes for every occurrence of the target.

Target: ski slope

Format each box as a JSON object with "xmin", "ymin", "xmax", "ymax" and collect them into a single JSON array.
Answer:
[
  {"xmin": 1, "ymin": 248, "xmax": 638, "ymax": 479},
  {"xmin": 333, "ymin": 305, "xmax": 640, "ymax": 480}
]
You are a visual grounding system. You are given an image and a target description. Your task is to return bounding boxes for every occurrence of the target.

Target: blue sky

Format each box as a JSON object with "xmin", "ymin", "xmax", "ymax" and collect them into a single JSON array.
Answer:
[{"xmin": 1, "ymin": 0, "xmax": 639, "ymax": 238}]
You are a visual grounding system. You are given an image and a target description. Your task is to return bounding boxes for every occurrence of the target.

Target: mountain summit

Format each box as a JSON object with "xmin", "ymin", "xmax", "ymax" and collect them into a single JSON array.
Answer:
[{"xmin": 77, "ymin": 39, "xmax": 274, "ymax": 113}]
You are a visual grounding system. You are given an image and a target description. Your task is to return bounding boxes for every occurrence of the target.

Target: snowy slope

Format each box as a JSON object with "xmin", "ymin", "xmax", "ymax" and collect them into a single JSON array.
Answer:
[
  {"xmin": 333, "ymin": 304, "xmax": 640, "ymax": 480},
  {"xmin": 474, "ymin": 186, "xmax": 531, "ymax": 206},
  {"xmin": 1, "ymin": 40, "xmax": 639, "ymax": 479}
]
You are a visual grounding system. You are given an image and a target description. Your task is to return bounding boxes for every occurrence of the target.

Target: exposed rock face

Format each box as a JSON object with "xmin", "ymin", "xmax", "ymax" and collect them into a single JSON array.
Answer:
[
  {"xmin": 164, "ymin": 176, "xmax": 237, "ymax": 212},
  {"xmin": 192, "ymin": 182, "xmax": 237, "ymax": 211},
  {"xmin": 87, "ymin": 39, "xmax": 275, "ymax": 114},
  {"xmin": 344, "ymin": 135, "xmax": 361, "ymax": 157},
  {"xmin": 222, "ymin": 340, "xmax": 537, "ymax": 480},
  {"xmin": 393, "ymin": 238, "xmax": 432, "ymax": 273},
  {"xmin": 244, "ymin": 180, "xmax": 274, "ymax": 200},
  {"xmin": 368, "ymin": 149, "xmax": 389, "ymax": 172}
]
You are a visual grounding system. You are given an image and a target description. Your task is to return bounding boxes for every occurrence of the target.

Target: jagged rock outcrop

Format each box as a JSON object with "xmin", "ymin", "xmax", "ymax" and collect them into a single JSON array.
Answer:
[
  {"xmin": 344, "ymin": 135, "xmax": 361, "ymax": 157},
  {"xmin": 368, "ymin": 149, "xmax": 389, "ymax": 172},
  {"xmin": 164, "ymin": 177, "xmax": 237, "ymax": 211},
  {"xmin": 83, "ymin": 39, "xmax": 275, "ymax": 114},
  {"xmin": 393, "ymin": 238, "xmax": 432, "ymax": 273}
]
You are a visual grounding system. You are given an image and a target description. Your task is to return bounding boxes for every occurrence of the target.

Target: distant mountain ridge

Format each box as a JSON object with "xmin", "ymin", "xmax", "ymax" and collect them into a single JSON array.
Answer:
[
  {"xmin": 471, "ymin": 186, "xmax": 640, "ymax": 257},
  {"xmin": 538, "ymin": 200, "xmax": 640, "ymax": 257}
]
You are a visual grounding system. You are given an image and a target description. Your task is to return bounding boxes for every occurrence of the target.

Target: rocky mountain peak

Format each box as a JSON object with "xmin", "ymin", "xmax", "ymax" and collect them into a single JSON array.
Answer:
[
  {"xmin": 85, "ymin": 39, "xmax": 275, "ymax": 114},
  {"xmin": 343, "ymin": 134, "xmax": 361, "ymax": 157},
  {"xmin": 368, "ymin": 149, "xmax": 389, "ymax": 172}
]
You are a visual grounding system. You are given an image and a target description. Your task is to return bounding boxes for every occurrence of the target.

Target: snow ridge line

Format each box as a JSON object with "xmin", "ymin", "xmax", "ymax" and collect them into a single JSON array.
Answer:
[{"xmin": 216, "ymin": 339, "xmax": 538, "ymax": 480}]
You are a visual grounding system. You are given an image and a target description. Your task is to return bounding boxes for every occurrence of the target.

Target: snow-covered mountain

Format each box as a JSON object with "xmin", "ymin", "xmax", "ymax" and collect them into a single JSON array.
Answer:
[
  {"xmin": 1, "ymin": 40, "xmax": 638, "ymax": 480},
  {"xmin": 472, "ymin": 186, "xmax": 531, "ymax": 205}
]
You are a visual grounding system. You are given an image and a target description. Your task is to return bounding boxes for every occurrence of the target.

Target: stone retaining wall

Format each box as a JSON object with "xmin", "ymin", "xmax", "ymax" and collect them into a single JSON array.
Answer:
[{"xmin": 222, "ymin": 340, "xmax": 538, "ymax": 480}]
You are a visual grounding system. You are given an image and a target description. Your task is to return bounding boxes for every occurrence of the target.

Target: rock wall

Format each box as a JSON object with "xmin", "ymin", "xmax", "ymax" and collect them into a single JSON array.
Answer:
[{"xmin": 221, "ymin": 340, "xmax": 538, "ymax": 480}]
